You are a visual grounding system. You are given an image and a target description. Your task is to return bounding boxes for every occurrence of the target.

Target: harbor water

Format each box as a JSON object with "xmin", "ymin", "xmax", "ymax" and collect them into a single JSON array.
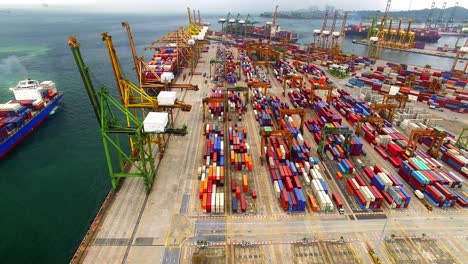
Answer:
[{"xmin": 0, "ymin": 9, "xmax": 463, "ymax": 263}]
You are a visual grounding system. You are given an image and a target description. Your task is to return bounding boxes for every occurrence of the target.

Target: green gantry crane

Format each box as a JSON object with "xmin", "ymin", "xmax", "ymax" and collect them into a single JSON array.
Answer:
[
  {"xmin": 317, "ymin": 126, "xmax": 353, "ymax": 158},
  {"xmin": 68, "ymin": 36, "xmax": 156, "ymax": 192},
  {"xmin": 456, "ymin": 128, "xmax": 468, "ymax": 150}
]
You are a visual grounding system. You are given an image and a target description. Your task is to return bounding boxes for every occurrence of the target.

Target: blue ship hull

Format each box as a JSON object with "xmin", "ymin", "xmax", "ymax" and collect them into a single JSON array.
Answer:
[{"xmin": 0, "ymin": 93, "xmax": 63, "ymax": 159}]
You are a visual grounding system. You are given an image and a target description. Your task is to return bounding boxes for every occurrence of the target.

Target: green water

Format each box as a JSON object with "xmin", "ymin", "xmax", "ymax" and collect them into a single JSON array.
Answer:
[{"xmin": 0, "ymin": 9, "xmax": 459, "ymax": 263}]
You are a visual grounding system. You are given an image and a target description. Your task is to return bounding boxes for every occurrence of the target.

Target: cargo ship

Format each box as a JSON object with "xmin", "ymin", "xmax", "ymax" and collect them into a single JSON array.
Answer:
[
  {"xmin": 0, "ymin": 79, "xmax": 63, "ymax": 158},
  {"xmin": 219, "ymin": 9, "xmax": 299, "ymax": 43},
  {"xmin": 346, "ymin": 24, "xmax": 441, "ymax": 43}
]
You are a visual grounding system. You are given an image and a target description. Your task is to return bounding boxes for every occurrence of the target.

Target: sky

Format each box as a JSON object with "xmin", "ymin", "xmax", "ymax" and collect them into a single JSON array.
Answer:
[{"xmin": 1, "ymin": 0, "xmax": 466, "ymax": 14}]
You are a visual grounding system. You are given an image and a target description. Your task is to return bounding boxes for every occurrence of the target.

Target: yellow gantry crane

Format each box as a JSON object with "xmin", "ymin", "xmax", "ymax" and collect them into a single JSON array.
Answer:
[
  {"xmin": 187, "ymin": 7, "xmax": 201, "ymax": 35},
  {"xmin": 101, "ymin": 32, "xmax": 192, "ymax": 155},
  {"xmin": 122, "ymin": 22, "xmax": 200, "ymax": 90}
]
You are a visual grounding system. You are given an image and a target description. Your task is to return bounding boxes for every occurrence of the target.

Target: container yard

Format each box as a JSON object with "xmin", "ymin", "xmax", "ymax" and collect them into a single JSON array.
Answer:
[{"xmin": 68, "ymin": 7, "xmax": 468, "ymax": 264}]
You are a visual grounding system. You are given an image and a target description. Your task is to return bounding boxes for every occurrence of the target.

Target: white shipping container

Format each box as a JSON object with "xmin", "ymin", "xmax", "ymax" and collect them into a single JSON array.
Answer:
[
  {"xmin": 414, "ymin": 190, "xmax": 424, "ymax": 199},
  {"xmin": 201, "ymin": 173, "xmax": 206, "ymax": 181},
  {"xmin": 206, "ymin": 156, "xmax": 210, "ymax": 166},
  {"xmin": 302, "ymin": 172, "xmax": 311, "ymax": 185},
  {"xmin": 212, "ymin": 192, "xmax": 216, "ymax": 214},
  {"xmin": 351, "ymin": 179, "xmax": 360, "ymax": 189},
  {"xmin": 274, "ymin": 181, "xmax": 281, "ymax": 198},
  {"xmin": 219, "ymin": 192, "xmax": 224, "ymax": 213},
  {"xmin": 297, "ymin": 134, "xmax": 304, "ymax": 146}
]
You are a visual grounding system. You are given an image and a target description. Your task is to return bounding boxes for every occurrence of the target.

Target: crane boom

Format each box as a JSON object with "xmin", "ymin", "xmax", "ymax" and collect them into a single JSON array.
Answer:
[
  {"xmin": 121, "ymin": 22, "xmax": 141, "ymax": 83},
  {"xmin": 446, "ymin": 2, "xmax": 459, "ymax": 27},
  {"xmin": 425, "ymin": 2, "xmax": 436, "ymax": 28},
  {"xmin": 320, "ymin": 8, "xmax": 329, "ymax": 33},
  {"xmin": 436, "ymin": 1, "xmax": 447, "ymax": 28}
]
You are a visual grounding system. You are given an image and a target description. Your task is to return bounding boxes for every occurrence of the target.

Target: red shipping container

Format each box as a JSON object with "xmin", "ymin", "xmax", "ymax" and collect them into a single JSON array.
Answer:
[
  {"xmin": 290, "ymin": 191, "xmax": 298, "ymax": 209},
  {"xmin": 346, "ymin": 181, "xmax": 355, "ymax": 195},
  {"xmin": 252, "ymin": 189, "xmax": 257, "ymax": 199},
  {"xmin": 374, "ymin": 164, "xmax": 383, "ymax": 174},
  {"xmin": 231, "ymin": 179, "xmax": 237, "ymax": 192},
  {"xmin": 293, "ymin": 176, "xmax": 302, "ymax": 189},
  {"xmin": 240, "ymin": 195, "xmax": 247, "ymax": 213},
  {"xmin": 285, "ymin": 177, "xmax": 294, "ymax": 191},
  {"xmin": 381, "ymin": 190, "xmax": 393, "ymax": 204},
  {"xmin": 236, "ymin": 187, "xmax": 241, "ymax": 199},
  {"xmin": 355, "ymin": 189, "xmax": 367, "ymax": 205},
  {"xmin": 207, "ymin": 193, "xmax": 212, "ymax": 213},
  {"xmin": 363, "ymin": 167, "xmax": 375, "ymax": 180},
  {"xmin": 354, "ymin": 175, "xmax": 366, "ymax": 186}
]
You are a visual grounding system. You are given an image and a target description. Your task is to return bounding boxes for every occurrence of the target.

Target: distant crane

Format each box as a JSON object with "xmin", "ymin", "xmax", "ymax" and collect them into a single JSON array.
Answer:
[
  {"xmin": 326, "ymin": 10, "xmax": 339, "ymax": 50},
  {"xmin": 334, "ymin": 11, "xmax": 348, "ymax": 53},
  {"xmin": 425, "ymin": 2, "xmax": 436, "ymax": 28},
  {"xmin": 436, "ymin": 1, "xmax": 447, "ymax": 28},
  {"xmin": 375, "ymin": 0, "xmax": 392, "ymax": 44},
  {"xmin": 270, "ymin": 5, "xmax": 279, "ymax": 40},
  {"xmin": 316, "ymin": 8, "xmax": 329, "ymax": 49},
  {"xmin": 446, "ymin": 2, "xmax": 459, "ymax": 27}
]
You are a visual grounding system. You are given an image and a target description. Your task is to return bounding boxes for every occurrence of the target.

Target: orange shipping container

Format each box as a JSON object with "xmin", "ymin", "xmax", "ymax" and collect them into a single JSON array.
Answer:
[
  {"xmin": 203, "ymin": 179, "xmax": 208, "ymax": 193},
  {"xmin": 199, "ymin": 181, "xmax": 204, "ymax": 199},
  {"xmin": 202, "ymin": 193, "xmax": 208, "ymax": 210},
  {"xmin": 308, "ymin": 194, "xmax": 318, "ymax": 211},
  {"xmin": 336, "ymin": 172, "xmax": 343, "ymax": 180}
]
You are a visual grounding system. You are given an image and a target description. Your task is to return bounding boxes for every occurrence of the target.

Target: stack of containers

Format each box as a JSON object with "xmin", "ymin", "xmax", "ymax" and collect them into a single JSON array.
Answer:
[
  {"xmin": 228, "ymin": 91, "xmax": 244, "ymax": 121},
  {"xmin": 198, "ymin": 124, "xmax": 225, "ymax": 214},
  {"xmin": 208, "ymin": 87, "xmax": 225, "ymax": 120},
  {"xmin": 229, "ymin": 124, "xmax": 253, "ymax": 171},
  {"xmin": 147, "ymin": 47, "xmax": 179, "ymax": 79}
]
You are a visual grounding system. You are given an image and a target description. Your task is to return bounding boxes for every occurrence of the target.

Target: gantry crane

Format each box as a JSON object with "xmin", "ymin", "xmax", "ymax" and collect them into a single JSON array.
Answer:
[
  {"xmin": 69, "ymin": 36, "xmax": 156, "ymax": 192},
  {"xmin": 451, "ymin": 38, "xmax": 468, "ymax": 75},
  {"xmin": 310, "ymin": 82, "xmax": 333, "ymax": 104},
  {"xmin": 374, "ymin": 0, "xmax": 392, "ymax": 44},
  {"xmin": 405, "ymin": 128, "xmax": 446, "ymax": 158},
  {"xmin": 226, "ymin": 81, "xmax": 250, "ymax": 107},
  {"xmin": 446, "ymin": 2, "xmax": 459, "ymax": 27},
  {"xmin": 326, "ymin": 10, "xmax": 338, "ymax": 50},
  {"xmin": 428, "ymin": 79, "xmax": 442, "ymax": 94},
  {"xmin": 187, "ymin": 7, "xmax": 201, "ymax": 35},
  {"xmin": 455, "ymin": 128, "xmax": 468, "ymax": 150},
  {"xmin": 279, "ymin": 108, "xmax": 306, "ymax": 133},
  {"xmin": 369, "ymin": 103, "xmax": 399, "ymax": 122},
  {"xmin": 384, "ymin": 17, "xmax": 394, "ymax": 46},
  {"xmin": 382, "ymin": 94, "xmax": 408, "ymax": 108},
  {"xmin": 260, "ymin": 128, "xmax": 293, "ymax": 164},
  {"xmin": 425, "ymin": 2, "xmax": 436, "ymax": 28},
  {"xmin": 332, "ymin": 11, "xmax": 348, "ymax": 55},
  {"xmin": 122, "ymin": 22, "xmax": 201, "ymax": 89},
  {"xmin": 202, "ymin": 97, "xmax": 226, "ymax": 122},
  {"xmin": 388, "ymin": 18, "xmax": 402, "ymax": 47},
  {"xmin": 355, "ymin": 117, "xmax": 384, "ymax": 135},
  {"xmin": 318, "ymin": 8, "xmax": 329, "ymax": 49},
  {"xmin": 317, "ymin": 126, "xmax": 353, "ymax": 158},
  {"xmin": 404, "ymin": 73, "xmax": 416, "ymax": 87},
  {"xmin": 248, "ymin": 81, "xmax": 272, "ymax": 96},
  {"xmin": 270, "ymin": 5, "xmax": 279, "ymax": 40},
  {"xmin": 436, "ymin": 2, "xmax": 447, "ymax": 28},
  {"xmin": 282, "ymin": 75, "xmax": 303, "ymax": 96},
  {"xmin": 399, "ymin": 18, "xmax": 414, "ymax": 49},
  {"xmin": 101, "ymin": 32, "xmax": 190, "ymax": 158}
]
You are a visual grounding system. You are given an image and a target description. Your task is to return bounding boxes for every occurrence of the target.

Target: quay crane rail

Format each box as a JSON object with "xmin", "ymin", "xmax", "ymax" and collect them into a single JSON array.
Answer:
[{"xmin": 68, "ymin": 36, "xmax": 156, "ymax": 192}]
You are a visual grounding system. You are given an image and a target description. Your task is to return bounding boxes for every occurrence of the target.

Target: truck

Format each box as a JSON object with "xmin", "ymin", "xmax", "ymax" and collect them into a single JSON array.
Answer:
[{"xmin": 332, "ymin": 192, "xmax": 345, "ymax": 214}]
